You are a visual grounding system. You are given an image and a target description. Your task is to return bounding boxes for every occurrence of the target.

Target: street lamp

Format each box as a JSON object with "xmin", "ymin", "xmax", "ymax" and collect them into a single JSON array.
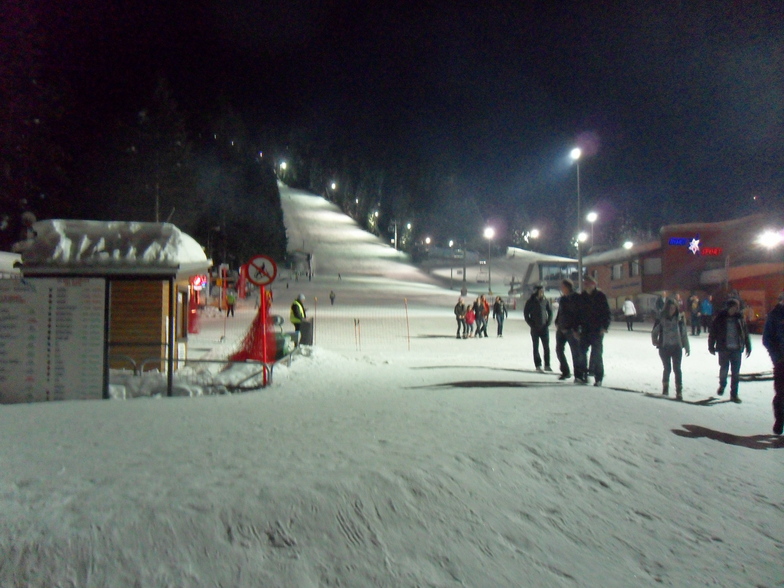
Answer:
[
  {"xmin": 756, "ymin": 229, "xmax": 784, "ymax": 249},
  {"xmin": 449, "ymin": 240, "xmax": 454, "ymax": 289},
  {"xmin": 530, "ymin": 228, "xmax": 540, "ymax": 239},
  {"xmin": 484, "ymin": 226, "xmax": 495, "ymax": 294},
  {"xmin": 330, "ymin": 182, "xmax": 337, "ymax": 190},
  {"xmin": 623, "ymin": 241, "xmax": 634, "ymax": 250},
  {"xmin": 586, "ymin": 211, "xmax": 598, "ymax": 249},
  {"xmin": 570, "ymin": 147, "xmax": 583, "ymax": 290}
]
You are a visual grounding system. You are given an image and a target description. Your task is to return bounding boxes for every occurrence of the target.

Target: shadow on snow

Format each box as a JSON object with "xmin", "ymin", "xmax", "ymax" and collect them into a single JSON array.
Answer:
[{"xmin": 672, "ymin": 424, "xmax": 784, "ymax": 450}]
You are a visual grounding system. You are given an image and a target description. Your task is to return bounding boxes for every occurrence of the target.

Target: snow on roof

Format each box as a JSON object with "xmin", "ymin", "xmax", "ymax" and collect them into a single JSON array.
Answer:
[
  {"xmin": 0, "ymin": 251, "xmax": 21, "ymax": 275},
  {"xmin": 583, "ymin": 240, "xmax": 661, "ymax": 266},
  {"xmin": 18, "ymin": 219, "xmax": 209, "ymax": 277}
]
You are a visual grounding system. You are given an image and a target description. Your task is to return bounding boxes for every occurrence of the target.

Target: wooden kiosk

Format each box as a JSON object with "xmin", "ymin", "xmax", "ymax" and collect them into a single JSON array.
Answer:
[{"xmin": 5, "ymin": 220, "xmax": 210, "ymax": 402}]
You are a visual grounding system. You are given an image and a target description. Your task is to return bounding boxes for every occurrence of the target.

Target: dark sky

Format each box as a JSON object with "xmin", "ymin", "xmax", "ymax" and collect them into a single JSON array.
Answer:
[{"xmin": 39, "ymin": 0, "xmax": 784, "ymax": 242}]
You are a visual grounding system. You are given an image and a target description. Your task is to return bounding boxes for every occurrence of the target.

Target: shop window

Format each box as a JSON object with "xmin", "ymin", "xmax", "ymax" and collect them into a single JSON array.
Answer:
[
  {"xmin": 630, "ymin": 259, "xmax": 640, "ymax": 277},
  {"xmin": 611, "ymin": 263, "xmax": 623, "ymax": 280}
]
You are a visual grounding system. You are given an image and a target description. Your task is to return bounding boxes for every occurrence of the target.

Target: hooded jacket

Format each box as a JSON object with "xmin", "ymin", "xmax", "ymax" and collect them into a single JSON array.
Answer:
[{"xmin": 709, "ymin": 307, "xmax": 751, "ymax": 353}]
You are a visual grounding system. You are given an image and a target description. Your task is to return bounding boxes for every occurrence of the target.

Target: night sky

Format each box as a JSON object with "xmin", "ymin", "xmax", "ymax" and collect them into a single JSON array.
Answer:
[{"xmin": 27, "ymin": 0, "xmax": 784, "ymax": 246}]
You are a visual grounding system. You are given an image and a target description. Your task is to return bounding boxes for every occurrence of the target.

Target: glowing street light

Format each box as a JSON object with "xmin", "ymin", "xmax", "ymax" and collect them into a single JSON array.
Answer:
[
  {"xmin": 330, "ymin": 182, "xmax": 337, "ymax": 190},
  {"xmin": 578, "ymin": 232, "xmax": 588, "ymax": 243},
  {"xmin": 484, "ymin": 227, "xmax": 495, "ymax": 294},
  {"xmin": 586, "ymin": 211, "xmax": 598, "ymax": 249},
  {"xmin": 756, "ymin": 229, "xmax": 784, "ymax": 249},
  {"xmin": 623, "ymin": 241, "xmax": 634, "ymax": 250},
  {"xmin": 530, "ymin": 228, "xmax": 540, "ymax": 240},
  {"xmin": 279, "ymin": 161, "xmax": 287, "ymax": 170},
  {"xmin": 570, "ymin": 147, "xmax": 584, "ymax": 290}
]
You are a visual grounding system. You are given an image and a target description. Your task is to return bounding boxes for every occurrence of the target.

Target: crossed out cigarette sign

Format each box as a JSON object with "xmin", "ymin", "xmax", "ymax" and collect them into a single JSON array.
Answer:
[{"xmin": 246, "ymin": 254, "xmax": 278, "ymax": 286}]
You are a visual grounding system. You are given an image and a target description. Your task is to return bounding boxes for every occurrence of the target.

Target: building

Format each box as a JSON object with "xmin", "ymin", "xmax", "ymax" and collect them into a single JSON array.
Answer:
[{"xmin": 584, "ymin": 214, "xmax": 784, "ymax": 328}]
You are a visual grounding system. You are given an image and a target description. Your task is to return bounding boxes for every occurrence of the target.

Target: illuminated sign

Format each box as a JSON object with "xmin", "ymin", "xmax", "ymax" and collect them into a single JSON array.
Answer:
[{"xmin": 668, "ymin": 235, "xmax": 723, "ymax": 256}]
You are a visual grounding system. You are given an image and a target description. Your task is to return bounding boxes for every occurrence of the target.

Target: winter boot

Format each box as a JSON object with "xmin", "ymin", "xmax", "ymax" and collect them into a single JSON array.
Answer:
[
  {"xmin": 675, "ymin": 387, "xmax": 683, "ymax": 401},
  {"xmin": 662, "ymin": 382, "xmax": 669, "ymax": 396}
]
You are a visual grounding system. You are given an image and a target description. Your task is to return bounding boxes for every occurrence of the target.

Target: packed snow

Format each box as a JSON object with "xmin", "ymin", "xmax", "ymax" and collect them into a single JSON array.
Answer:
[{"xmin": 0, "ymin": 185, "xmax": 781, "ymax": 587}]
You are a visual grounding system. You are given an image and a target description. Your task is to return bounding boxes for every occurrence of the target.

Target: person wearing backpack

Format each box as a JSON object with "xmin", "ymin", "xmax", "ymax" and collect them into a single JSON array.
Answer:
[
  {"xmin": 651, "ymin": 298, "xmax": 690, "ymax": 400},
  {"xmin": 709, "ymin": 298, "xmax": 751, "ymax": 403}
]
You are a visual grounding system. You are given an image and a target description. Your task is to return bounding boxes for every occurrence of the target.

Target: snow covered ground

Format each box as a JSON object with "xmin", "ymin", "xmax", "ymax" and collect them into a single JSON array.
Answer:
[{"xmin": 1, "ymin": 186, "xmax": 782, "ymax": 587}]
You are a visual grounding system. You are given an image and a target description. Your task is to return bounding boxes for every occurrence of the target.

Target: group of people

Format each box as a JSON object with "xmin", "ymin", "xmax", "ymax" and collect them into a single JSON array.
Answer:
[{"xmin": 454, "ymin": 295, "xmax": 509, "ymax": 339}]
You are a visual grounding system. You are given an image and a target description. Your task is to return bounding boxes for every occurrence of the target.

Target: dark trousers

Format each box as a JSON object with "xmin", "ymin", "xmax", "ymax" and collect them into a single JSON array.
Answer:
[
  {"xmin": 701, "ymin": 315, "xmax": 712, "ymax": 332},
  {"xmin": 659, "ymin": 346, "xmax": 683, "ymax": 390},
  {"xmin": 530, "ymin": 327, "xmax": 550, "ymax": 368},
  {"xmin": 578, "ymin": 331, "xmax": 604, "ymax": 381},
  {"xmin": 476, "ymin": 316, "xmax": 488, "ymax": 337},
  {"xmin": 690, "ymin": 312, "xmax": 701, "ymax": 335},
  {"xmin": 625, "ymin": 317, "xmax": 634, "ymax": 331},
  {"xmin": 496, "ymin": 316, "xmax": 505, "ymax": 336},
  {"xmin": 718, "ymin": 349, "xmax": 743, "ymax": 397},
  {"xmin": 555, "ymin": 329, "xmax": 578, "ymax": 377},
  {"xmin": 773, "ymin": 361, "xmax": 784, "ymax": 430},
  {"xmin": 456, "ymin": 318, "xmax": 466, "ymax": 337},
  {"xmin": 226, "ymin": 304, "xmax": 235, "ymax": 317}
]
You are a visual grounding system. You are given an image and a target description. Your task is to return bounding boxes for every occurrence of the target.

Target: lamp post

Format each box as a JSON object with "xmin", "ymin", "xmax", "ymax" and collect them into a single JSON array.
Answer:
[
  {"xmin": 570, "ymin": 147, "xmax": 583, "ymax": 290},
  {"xmin": 586, "ymin": 211, "xmax": 598, "ymax": 250},
  {"xmin": 484, "ymin": 226, "xmax": 495, "ymax": 294},
  {"xmin": 449, "ymin": 240, "xmax": 454, "ymax": 289}
]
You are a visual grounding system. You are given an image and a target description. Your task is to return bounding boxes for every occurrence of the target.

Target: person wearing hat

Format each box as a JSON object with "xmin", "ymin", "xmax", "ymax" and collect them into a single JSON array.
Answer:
[
  {"xmin": 708, "ymin": 298, "xmax": 751, "ymax": 403},
  {"xmin": 762, "ymin": 291, "xmax": 784, "ymax": 434},
  {"xmin": 290, "ymin": 293, "xmax": 307, "ymax": 331},
  {"xmin": 524, "ymin": 285, "xmax": 553, "ymax": 371},
  {"xmin": 577, "ymin": 275, "xmax": 612, "ymax": 386}
]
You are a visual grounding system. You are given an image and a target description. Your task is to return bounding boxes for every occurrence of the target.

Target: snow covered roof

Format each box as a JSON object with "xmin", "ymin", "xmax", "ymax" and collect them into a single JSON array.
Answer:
[
  {"xmin": 17, "ymin": 220, "xmax": 210, "ymax": 278},
  {"xmin": 0, "ymin": 251, "xmax": 21, "ymax": 276},
  {"xmin": 583, "ymin": 240, "xmax": 661, "ymax": 266}
]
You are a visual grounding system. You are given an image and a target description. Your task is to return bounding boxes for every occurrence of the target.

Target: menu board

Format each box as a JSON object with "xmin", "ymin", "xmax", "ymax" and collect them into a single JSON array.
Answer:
[{"xmin": 0, "ymin": 278, "xmax": 106, "ymax": 403}]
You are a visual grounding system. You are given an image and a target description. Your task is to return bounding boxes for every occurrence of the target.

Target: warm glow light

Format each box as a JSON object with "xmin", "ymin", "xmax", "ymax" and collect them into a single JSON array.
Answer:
[
  {"xmin": 586, "ymin": 211, "xmax": 598, "ymax": 223},
  {"xmin": 331, "ymin": 182, "xmax": 337, "ymax": 190},
  {"xmin": 578, "ymin": 232, "xmax": 588, "ymax": 243},
  {"xmin": 279, "ymin": 161, "xmax": 287, "ymax": 170},
  {"xmin": 449, "ymin": 240, "xmax": 454, "ymax": 247},
  {"xmin": 757, "ymin": 230, "xmax": 784, "ymax": 249},
  {"xmin": 406, "ymin": 223, "xmax": 412, "ymax": 230},
  {"xmin": 530, "ymin": 229, "xmax": 540, "ymax": 239},
  {"xmin": 484, "ymin": 227, "xmax": 495, "ymax": 240},
  {"xmin": 425, "ymin": 237, "xmax": 431, "ymax": 245},
  {"xmin": 623, "ymin": 241, "xmax": 634, "ymax": 250},
  {"xmin": 570, "ymin": 147, "xmax": 582, "ymax": 161}
]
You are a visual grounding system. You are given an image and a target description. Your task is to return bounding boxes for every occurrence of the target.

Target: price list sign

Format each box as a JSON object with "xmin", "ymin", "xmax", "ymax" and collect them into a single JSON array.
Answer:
[{"xmin": 0, "ymin": 278, "xmax": 106, "ymax": 403}]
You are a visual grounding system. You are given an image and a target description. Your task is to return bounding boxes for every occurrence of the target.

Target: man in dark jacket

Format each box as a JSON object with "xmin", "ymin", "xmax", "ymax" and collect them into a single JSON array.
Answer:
[
  {"xmin": 454, "ymin": 298, "xmax": 467, "ymax": 339},
  {"xmin": 554, "ymin": 279, "xmax": 581, "ymax": 381},
  {"xmin": 524, "ymin": 285, "xmax": 553, "ymax": 371},
  {"xmin": 763, "ymin": 291, "xmax": 784, "ymax": 434},
  {"xmin": 492, "ymin": 296, "xmax": 508, "ymax": 337},
  {"xmin": 708, "ymin": 298, "xmax": 751, "ymax": 403},
  {"xmin": 577, "ymin": 276, "xmax": 612, "ymax": 386}
]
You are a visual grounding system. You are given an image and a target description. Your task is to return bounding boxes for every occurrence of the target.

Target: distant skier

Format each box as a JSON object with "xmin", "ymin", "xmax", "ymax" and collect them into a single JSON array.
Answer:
[
  {"xmin": 226, "ymin": 290, "xmax": 237, "ymax": 317},
  {"xmin": 329, "ymin": 290, "xmax": 336, "ymax": 306}
]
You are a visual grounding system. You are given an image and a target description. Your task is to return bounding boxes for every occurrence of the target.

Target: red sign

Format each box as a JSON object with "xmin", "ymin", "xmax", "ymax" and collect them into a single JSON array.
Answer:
[
  {"xmin": 701, "ymin": 247, "xmax": 723, "ymax": 256},
  {"xmin": 246, "ymin": 255, "xmax": 278, "ymax": 286}
]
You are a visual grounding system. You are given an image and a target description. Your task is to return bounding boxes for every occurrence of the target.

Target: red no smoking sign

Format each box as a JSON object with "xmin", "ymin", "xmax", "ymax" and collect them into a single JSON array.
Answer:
[{"xmin": 246, "ymin": 254, "xmax": 278, "ymax": 286}]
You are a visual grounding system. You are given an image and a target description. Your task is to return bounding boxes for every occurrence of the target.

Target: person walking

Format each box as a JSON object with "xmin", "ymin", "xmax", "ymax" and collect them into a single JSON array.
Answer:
[
  {"xmin": 700, "ymin": 295, "xmax": 714, "ymax": 335},
  {"xmin": 472, "ymin": 298, "xmax": 484, "ymax": 339},
  {"xmin": 655, "ymin": 291, "xmax": 667, "ymax": 319},
  {"xmin": 688, "ymin": 293, "xmax": 701, "ymax": 336},
  {"xmin": 290, "ymin": 293, "xmax": 307, "ymax": 332},
  {"xmin": 479, "ymin": 295, "xmax": 490, "ymax": 338},
  {"xmin": 524, "ymin": 286, "xmax": 553, "ymax": 372},
  {"xmin": 465, "ymin": 304, "xmax": 476, "ymax": 338},
  {"xmin": 554, "ymin": 279, "xmax": 581, "ymax": 381},
  {"xmin": 226, "ymin": 290, "xmax": 237, "ymax": 317},
  {"xmin": 708, "ymin": 298, "xmax": 751, "ymax": 403},
  {"xmin": 454, "ymin": 297, "xmax": 468, "ymax": 339},
  {"xmin": 763, "ymin": 291, "xmax": 784, "ymax": 435},
  {"xmin": 577, "ymin": 276, "xmax": 612, "ymax": 386},
  {"xmin": 651, "ymin": 298, "xmax": 690, "ymax": 400},
  {"xmin": 329, "ymin": 290, "xmax": 336, "ymax": 306},
  {"xmin": 492, "ymin": 296, "xmax": 508, "ymax": 337},
  {"xmin": 622, "ymin": 297, "xmax": 637, "ymax": 331}
]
